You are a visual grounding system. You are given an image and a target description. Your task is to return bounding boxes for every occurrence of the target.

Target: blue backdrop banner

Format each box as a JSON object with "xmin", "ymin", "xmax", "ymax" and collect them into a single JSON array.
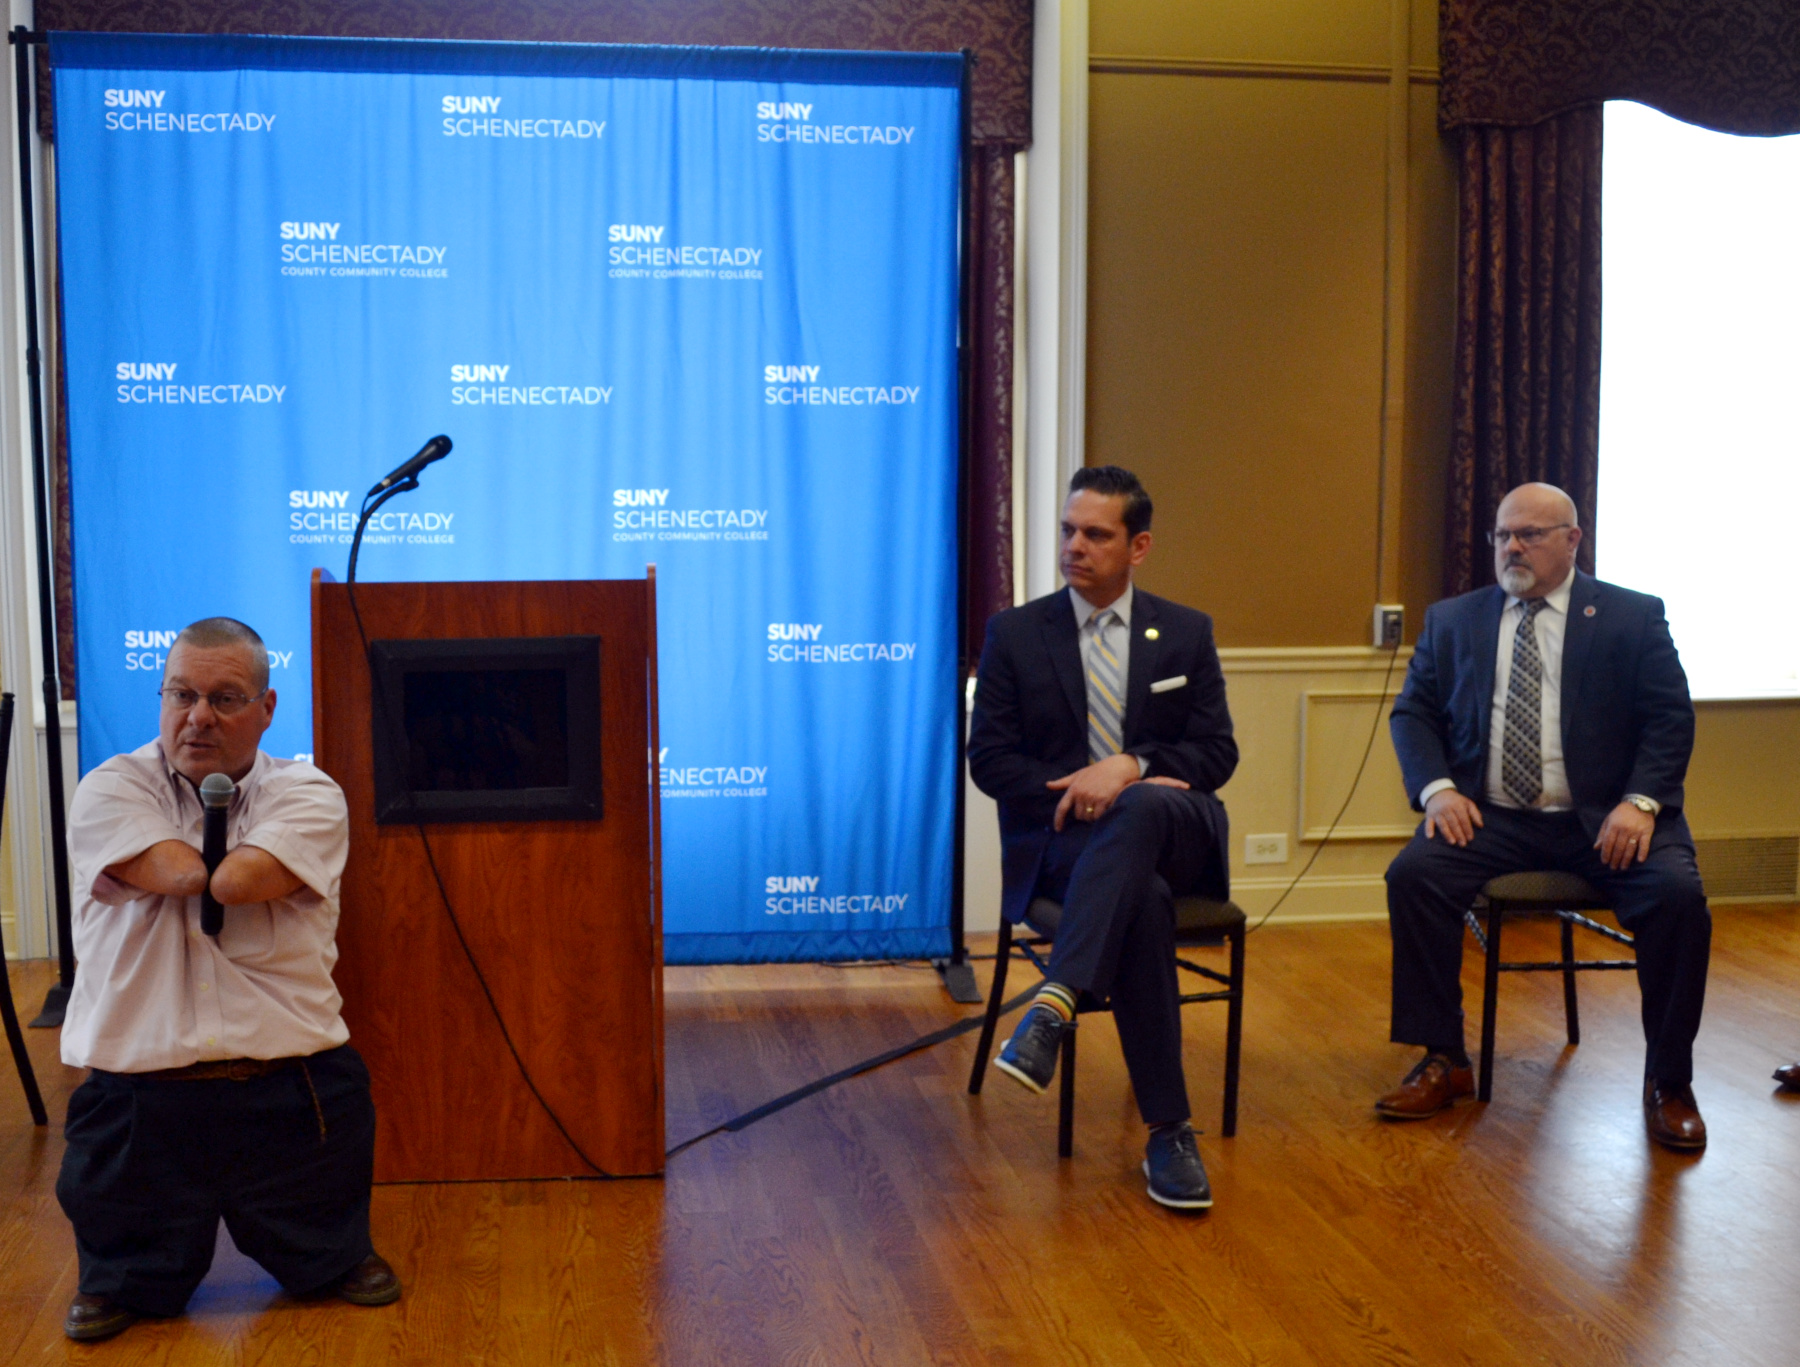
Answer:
[{"xmin": 51, "ymin": 32, "xmax": 962, "ymax": 964}]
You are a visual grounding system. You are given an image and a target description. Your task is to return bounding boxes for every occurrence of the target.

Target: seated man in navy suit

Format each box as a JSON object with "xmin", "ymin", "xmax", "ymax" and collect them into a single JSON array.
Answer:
[
  {"xmin": 968, "ymin": 466, "xmax": 1237, "ymax": 1209},
  {"xmin": 1381, "ymin": 482, "xmax": 1711, "ymax": 1150}
]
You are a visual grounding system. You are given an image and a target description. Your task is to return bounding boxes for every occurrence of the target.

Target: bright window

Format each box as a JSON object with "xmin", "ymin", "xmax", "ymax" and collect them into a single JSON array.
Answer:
[{"xmin": 1597, "ymin": 101, "xmax": 1800, "ymax": 699}]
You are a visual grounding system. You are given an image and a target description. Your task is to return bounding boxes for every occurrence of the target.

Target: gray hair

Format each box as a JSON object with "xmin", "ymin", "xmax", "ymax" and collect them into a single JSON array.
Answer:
[{"xmin": 171, "ymin": 617, "xmax": 269, "ymax": 691}]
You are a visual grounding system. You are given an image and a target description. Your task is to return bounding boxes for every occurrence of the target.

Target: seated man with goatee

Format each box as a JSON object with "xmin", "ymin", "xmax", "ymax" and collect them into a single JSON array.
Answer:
[{"xmin": 1380, "ymin": 483, "xmax": 1710, "ymax": 1152}]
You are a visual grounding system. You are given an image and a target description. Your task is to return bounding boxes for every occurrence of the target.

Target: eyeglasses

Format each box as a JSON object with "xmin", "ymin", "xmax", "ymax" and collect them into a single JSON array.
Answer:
[
  {"xmin": 158, "ymin": 687, "xmax": 267, "ymax": 716},
  {"xmin": 1486, "ymin": 524, "xmax": 1572, "ymax": 548}
]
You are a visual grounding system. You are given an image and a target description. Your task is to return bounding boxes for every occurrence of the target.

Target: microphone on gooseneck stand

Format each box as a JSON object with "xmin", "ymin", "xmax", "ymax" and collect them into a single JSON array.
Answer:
[
  {"xmin": 199, "ymin": 772, "xmax": 234, "ymax": 938},
  {"xmin": 366, "ymin": 434, "xmax": 452, "ymax": 498},
  {"xmin": 348, "ymin": 434, "xmax": 453, "ymax": 587}
]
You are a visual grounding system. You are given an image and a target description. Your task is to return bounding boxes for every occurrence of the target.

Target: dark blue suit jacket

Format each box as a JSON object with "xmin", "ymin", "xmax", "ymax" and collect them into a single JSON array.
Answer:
[
  {"xmin": 1389, "ymin": 572, "xmax": 1695, "ymax": 842},
  {"xmin": 968, "ymin": 588, "xmax": 1238, "ymax": 924}
]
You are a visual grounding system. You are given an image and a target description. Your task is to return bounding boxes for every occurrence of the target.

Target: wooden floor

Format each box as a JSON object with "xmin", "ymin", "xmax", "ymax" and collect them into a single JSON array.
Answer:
[{"xmin": 5, "ymin": 908, "xmax": 1800, "ymax": 1364}]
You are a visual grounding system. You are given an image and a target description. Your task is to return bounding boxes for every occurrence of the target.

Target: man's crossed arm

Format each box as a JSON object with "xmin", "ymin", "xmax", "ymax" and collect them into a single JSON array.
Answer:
[{"xmin": 105, "ymin": 840, "xmax": 305, "ymax": 905}]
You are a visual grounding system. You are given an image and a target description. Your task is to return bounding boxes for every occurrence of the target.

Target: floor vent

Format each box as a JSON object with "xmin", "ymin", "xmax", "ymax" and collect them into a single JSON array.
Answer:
[{"xmin": 1694, "ymin": 836, "xmax": 1800, "ymax": 900}]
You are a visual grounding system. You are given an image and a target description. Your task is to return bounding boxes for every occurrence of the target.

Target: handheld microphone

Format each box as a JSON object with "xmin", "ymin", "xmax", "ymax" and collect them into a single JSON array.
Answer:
[
  {"xmin": 366, "ymin": 434, "xmax": 452, "ymax": 497},
  {"xmin": 198, "ymin": 772, "xmax": 234, "ymax": 938}
]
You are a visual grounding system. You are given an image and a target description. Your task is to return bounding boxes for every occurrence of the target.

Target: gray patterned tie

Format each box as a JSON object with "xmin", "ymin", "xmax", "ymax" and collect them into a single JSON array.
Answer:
[
  {"xmin": 1501, "ymin": 598, "xmax": 1549, "ymax": 806},
  {"xmin": 1085, "ymin": 609, "xmax": 1125, "ymax": 763}
]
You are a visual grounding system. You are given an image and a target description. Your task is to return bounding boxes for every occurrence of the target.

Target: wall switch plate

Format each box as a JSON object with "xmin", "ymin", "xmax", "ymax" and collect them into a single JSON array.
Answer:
[
  {"xmin": 1373, "ymin": 603, "xmax": 1404, "ymax": 649},
  {"xmin": 1245, "ymin": 833, "xmax": 1289, "ymax": 865}
]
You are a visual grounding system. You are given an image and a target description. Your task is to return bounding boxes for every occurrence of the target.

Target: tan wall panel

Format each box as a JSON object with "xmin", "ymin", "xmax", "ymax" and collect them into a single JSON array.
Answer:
[
  {"xmin": 1087, "ymin": 72, "xmax": 1388, "ymax": 645},
  {"xmin": 1399, "ymin": 80, "xmax": 1459, "ymax": 625},
  {"xmin": 1216, "ymin": 651, "xmax": 1412, "ymax": 923},
  {"xmin": 1093, "ymin": 0, "xmax": 1388, "ymax": 67},
  {"xmin": 1688, "ymin": 703, "xmax": 1800, "ymax": 838},
  {"xmin": 1412, "ymin": 0, "xmax": 1441, "ymax": 73}
]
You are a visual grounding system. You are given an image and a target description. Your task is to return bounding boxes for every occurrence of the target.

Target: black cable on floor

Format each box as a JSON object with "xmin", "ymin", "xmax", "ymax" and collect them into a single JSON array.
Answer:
[{"xmin": 665, "ymin": 985, "xmax": 1038, "ymax": 1158}]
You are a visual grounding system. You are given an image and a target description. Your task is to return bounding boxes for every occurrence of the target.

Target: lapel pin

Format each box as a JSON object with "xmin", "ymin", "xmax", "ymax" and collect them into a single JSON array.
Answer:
[
  {"xmin": 1583, "ymin": 606, "xmax": 1596, "ymax": 617},
  {"xmin": 1144, "ymin": 628, "xmax": 1159, "ymax": 640}
]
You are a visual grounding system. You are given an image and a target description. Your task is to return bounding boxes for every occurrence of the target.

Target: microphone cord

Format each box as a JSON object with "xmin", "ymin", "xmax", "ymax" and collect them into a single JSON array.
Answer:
[
  {"xmin": 344, "ymin": 488, "xmax": 616, "ymax": 1178},
  {"xmin": 1245, "ymin": 640, "xmax": 1404, "ymax": 934}
]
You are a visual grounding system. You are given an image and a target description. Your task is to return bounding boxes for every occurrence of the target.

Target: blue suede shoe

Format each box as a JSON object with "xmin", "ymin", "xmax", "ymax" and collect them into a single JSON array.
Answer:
[
  {"xmin": 993, "ymin": 1006, "xmax": 1068, "ymax": 1094},
  {"xmin": 1143, "ymin": 1122, "xmax": 1213, "ymax": 1210}
]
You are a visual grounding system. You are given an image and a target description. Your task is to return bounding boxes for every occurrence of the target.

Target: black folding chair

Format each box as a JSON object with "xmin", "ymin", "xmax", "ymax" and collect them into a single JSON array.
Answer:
[
  {"xmin": 0, "ymin": 693, "xmax": 48, "ymax": 1126},
  {"xmin": 968, "ymin": 894, "xmax": 1245, "ymax": 1155},
  {"xmin": 1465, "ymin": 871, "xmax": 1635, "ymax": 1102}
]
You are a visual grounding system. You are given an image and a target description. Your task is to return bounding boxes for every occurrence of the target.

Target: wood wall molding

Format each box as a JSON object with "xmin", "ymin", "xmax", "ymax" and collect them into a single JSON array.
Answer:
[
  {"xmin": 1219, "ymin": 646, "xmax": 1412, "ymax": 674},
  {"xmin": 1089, "ymin": 54, "xmax": 1440, "ymax": 84},
  {"xmin": 1297, "ymin": 687, "xmax": 1414, "ymax": 843}
]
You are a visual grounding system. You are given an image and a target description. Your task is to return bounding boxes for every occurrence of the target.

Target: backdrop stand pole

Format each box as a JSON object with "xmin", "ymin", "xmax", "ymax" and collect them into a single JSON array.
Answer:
[
  {"xmin": 10, "ymin": 28, "xmax": 77, "ymax": 1027},
  {"xmin": 937, "ymin": 48, "xmax": 981, "ymax": 1005}
]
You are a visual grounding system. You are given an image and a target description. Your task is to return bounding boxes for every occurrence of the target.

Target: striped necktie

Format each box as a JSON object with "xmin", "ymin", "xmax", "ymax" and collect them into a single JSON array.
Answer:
[
  {"xmin": 1500, "ymin": 597, "xmax": 1549, "ymax": 806},
  {"xmin": 1085, "ymin": 608, "xmax": 1125, "ymax": 763}
]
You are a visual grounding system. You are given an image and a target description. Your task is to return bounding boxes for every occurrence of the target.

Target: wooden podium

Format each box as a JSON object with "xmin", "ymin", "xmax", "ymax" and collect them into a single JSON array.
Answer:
[{"xmin": 311, "ymin": 571, "xmax": 663, "ymax": 1181}]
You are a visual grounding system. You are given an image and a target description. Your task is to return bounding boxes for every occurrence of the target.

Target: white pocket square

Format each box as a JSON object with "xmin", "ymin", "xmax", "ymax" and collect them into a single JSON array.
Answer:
[{"xmin": 1149, "ymin": 675, "xmax": 1188, "ymax": 694}]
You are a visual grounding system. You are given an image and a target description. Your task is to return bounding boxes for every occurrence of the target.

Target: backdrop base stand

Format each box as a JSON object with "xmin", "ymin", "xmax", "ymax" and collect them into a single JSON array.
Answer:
[
  {"xmin": 935, "ymin": 959, "xmax": 982, "ymax": 1004},
  {"xmin": 29, "ymin": 980, "xmax": 69, "ymax": 1029}
]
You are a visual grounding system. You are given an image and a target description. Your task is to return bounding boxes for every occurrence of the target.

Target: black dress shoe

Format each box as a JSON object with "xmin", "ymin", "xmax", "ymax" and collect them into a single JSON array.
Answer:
[
  {"xmin": 993, "ymin": 1006, "xmax": 1068, "ymax": 1094},
  {"xmin": 1143, "ymin": 1122, "xmax": 1213, "ymax": 1210},
  {"xmin": 1774, "ymin": 1061, "xmax": 1800, "ymax": 1091},
  {"xmin": 337, "ymin": 1252, "xmax": 402, "ymax": 1306},
  {"xmin": 64, "ymin": 1292, "xmax": 138, "ymax": 1341}
]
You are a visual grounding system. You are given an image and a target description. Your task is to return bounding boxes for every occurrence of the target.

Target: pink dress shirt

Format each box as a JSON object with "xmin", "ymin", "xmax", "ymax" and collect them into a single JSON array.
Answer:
[{"xmin": 61, "ymin": 741, "xmax": 351, "ymax": 1072}]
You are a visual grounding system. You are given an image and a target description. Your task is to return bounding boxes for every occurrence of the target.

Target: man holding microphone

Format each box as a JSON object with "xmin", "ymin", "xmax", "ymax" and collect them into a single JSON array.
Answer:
[{"xmin": 56, "ymin": 617, "xmax": 398, "ymax": 1340}]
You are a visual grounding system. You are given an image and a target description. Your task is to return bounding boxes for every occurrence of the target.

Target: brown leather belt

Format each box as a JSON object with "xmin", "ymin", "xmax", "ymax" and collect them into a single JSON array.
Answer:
[{"xmin": 134, "ymin": 1057, "xmax": 301, "ymax": 1082}]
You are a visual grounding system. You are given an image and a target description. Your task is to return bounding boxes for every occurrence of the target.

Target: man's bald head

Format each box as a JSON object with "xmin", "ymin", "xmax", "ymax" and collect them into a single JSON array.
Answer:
[
  {"xmin": 1497, "ymin": 482, "xmax": 1578, "ymax": 531},
  {"xmin": 1492, "ymin": 483, "xmax": 1582, "ymax": 599}
]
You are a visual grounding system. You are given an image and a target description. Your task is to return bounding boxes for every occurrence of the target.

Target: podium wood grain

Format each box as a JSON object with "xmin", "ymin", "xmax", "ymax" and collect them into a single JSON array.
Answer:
[{"xmin": 311, "ymin": 572, "xmax": 664, "ymax": 1180}]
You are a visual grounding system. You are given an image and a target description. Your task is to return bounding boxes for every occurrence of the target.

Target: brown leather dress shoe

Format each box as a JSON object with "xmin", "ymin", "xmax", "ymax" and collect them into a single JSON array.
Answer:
[
  {"xmin": 338, "ymin": 1252, "xmax": 403, "ymax": 1306},
  {"xmin": 1644, "ymin": 1079, "xmax": 1707, "ymax": 1151},
  {"xmin": 1375, "ymin": 1053, "xmax": 1475, "ymax": 1119},
  {"xmin": 64, "ymin": 1292, "xmax": 138, "ymax": 1342},
  {"xmin": 1773, "ymin": 1062, "xmax": 1800, "ymax": 1091}
]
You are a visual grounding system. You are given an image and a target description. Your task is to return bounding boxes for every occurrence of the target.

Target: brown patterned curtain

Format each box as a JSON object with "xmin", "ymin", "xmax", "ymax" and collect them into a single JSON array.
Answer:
[
  {"xmin": 1445, "ymin": 108, "xmax": 1601, "ymax": 595},
  {"xmin": 965, "ymin": 146, "xmax": 1015, "ymax": 660},
  {"xmin": 36, "ymin": 0, "xmax": 1031, "ymax": 690},
  {"xmin": 1441, "ymin": 0, "xmax": 1800, "ymax": 136},
  {"xmin": 1438, "ymin": 0, "xmax": 1800, "ymax": 595}
]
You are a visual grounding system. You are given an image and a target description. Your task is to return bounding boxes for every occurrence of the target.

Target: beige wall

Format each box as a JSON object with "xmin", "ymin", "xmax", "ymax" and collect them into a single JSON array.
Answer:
[
  {"xmin": 1088, "ymin": 0, "xmax": 1451, "ymax": 647},
  {"xmin": 1085, "ymin": 0, "xmax": 1798, "ymax": 916}
]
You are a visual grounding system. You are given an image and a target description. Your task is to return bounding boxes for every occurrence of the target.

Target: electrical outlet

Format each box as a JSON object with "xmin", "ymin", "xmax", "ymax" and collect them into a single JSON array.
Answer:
[
  {"xmin": 1245, "ymin": 833, "xmax": 1289, "ymax": 865},
  {"xmin": 1373, "ymin": 603, "xmax": 1404, "ymax": 649}
]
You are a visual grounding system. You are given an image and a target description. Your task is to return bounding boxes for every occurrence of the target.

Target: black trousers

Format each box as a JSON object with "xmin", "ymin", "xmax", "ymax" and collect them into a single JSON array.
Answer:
[
  {"xmin": 1386, "ymin": 806, "xmax": 1711, "ymax": 1084},
  {"xmin": 56, "ymin": 1043, "xmax": 377, "ymax": 1317},
  {"xmin": 1033, "ymin": 783, "xmax": 1218, "ymax": 1127}
]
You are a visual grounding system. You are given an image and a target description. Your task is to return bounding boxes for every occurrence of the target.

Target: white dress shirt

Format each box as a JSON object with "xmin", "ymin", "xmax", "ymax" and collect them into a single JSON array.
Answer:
[
  {"xmin": 1419, "ymin": 570, "xmax": 1661, "ymax": 817},
  {"xmin": 61, "ymin": 741, "xmax": 352, "ymax": 1072},
  {"xmin": 1070, "ymin": 583, "xmax": 1150, "ymax": 777}
]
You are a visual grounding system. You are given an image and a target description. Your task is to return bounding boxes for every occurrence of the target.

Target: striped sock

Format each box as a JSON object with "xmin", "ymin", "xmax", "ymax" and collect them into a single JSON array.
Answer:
[{"xmin": 1031, "ymin": 982, "xmax": 1077, "ymax": 1023}]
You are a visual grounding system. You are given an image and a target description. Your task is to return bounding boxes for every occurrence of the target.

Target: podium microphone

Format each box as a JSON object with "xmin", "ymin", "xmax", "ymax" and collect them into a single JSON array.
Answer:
[
  {"xmin": 198, "ymin": 772, "xmax": 234, "ymax": 937},
  {"xmin": 367, "ymin": 434, "xmax": 451, "ymax": 497}
]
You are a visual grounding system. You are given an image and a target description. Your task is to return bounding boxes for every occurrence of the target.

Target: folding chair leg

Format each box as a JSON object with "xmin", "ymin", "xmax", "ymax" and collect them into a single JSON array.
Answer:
[
  {"xmin": 1057, "ymin": 1025, "xmax": 1077, "ymax": 1158},
  {"xmin": 1478, "ymin": 901, "xmax": 1503, "ymax": 1103},
  {"xmin": 1560, "ymin": 914, "xmax": 1581, "ymax": 1047},
  {"xmin": 968, "ymin": 920, "xmax": 1013, "ymax": 1095},
  {"xmin": 1221, "ymin": 925, "xmax": 1244, "ymax": 1138}
]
